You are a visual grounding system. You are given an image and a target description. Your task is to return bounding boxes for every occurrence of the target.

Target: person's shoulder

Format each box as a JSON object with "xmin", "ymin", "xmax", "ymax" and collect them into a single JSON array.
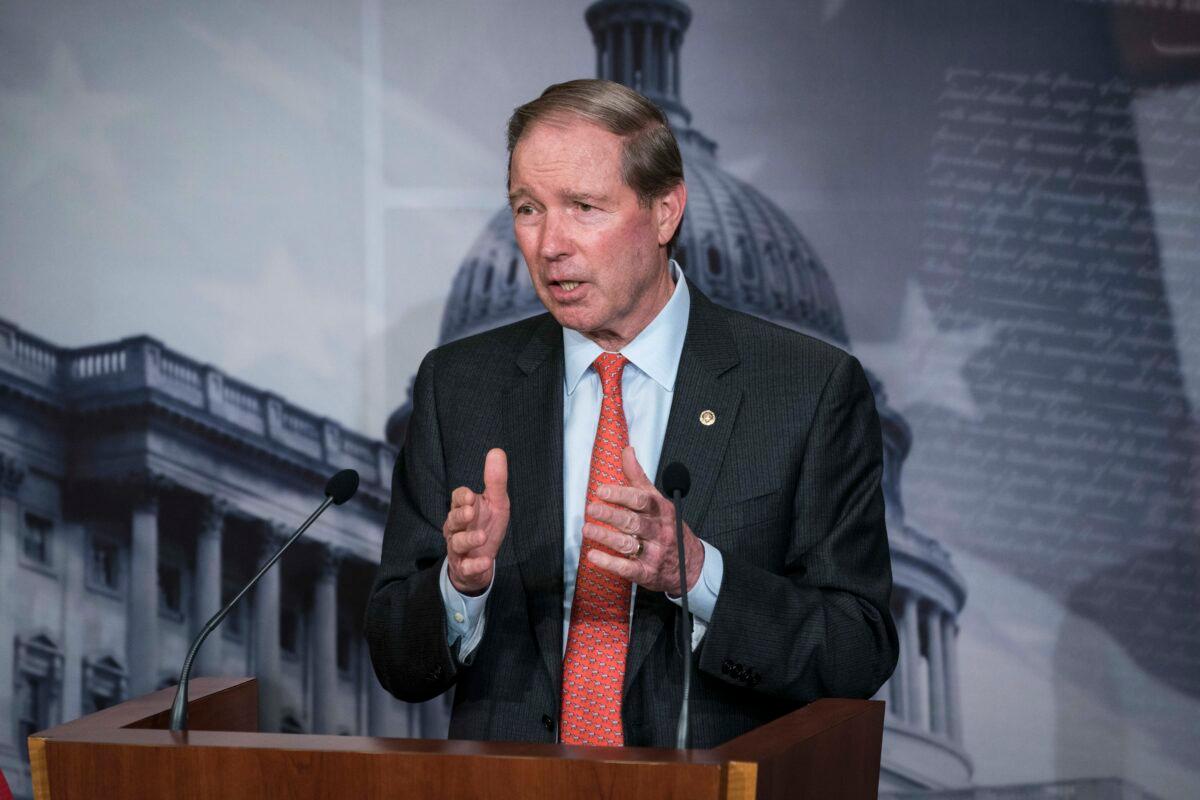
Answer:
[
  {"xmin": 421, "ymin": 312, "xmax": 556, "ymax": 379},
  {"xmin": 705, "ymin": 298, "xmax": 853, "ymax": 375},
  {"xmin": 702, "ymin": 300, "xmax": 869, "ymax": 411}
]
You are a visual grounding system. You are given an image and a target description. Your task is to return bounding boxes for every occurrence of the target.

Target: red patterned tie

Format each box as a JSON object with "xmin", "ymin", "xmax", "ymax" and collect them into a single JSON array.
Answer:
[{"xmin": 560, "ymin": 353, "xmax": 632, "ymax": 746}]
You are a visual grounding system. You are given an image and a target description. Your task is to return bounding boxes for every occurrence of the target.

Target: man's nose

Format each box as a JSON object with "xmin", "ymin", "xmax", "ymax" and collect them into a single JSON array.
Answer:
[{"xmin": 539, "ymin": 210, "xmax": 572, "ymax": 260}]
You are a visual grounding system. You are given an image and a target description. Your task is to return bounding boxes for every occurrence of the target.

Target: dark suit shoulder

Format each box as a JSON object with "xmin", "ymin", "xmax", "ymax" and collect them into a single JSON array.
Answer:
[
  {"xmin": 709, "ymin": 299, "xmax": 854, "ymax": 381},
  {"xmin": 421, "ymin": 313, "xmax": 555, "ymax": 384}
]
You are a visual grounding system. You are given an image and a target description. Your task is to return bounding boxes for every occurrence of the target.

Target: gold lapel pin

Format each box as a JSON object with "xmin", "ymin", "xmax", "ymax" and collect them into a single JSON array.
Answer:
[{"xmin": 699, "ymin": 409, "xmax": 716, "ymax": 426}]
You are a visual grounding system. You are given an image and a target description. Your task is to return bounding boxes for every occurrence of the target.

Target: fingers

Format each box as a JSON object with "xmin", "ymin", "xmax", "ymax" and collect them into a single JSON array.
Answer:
[
  {"xmin": 587, "ymin": 547, "xmax": 645, "ymax": 583},
  {"xmin": 443, "ymin": 498, "xmax": 476, "ymax": 534},
  {"xmin": 483, "ymin": 448, "xmax": 508, "ymax": 504},
  {"xmin": 586, "ymin": 500, "xmax": 644, "ymax": 534},
  {"xmin": 451, "ymin": 486, "xmax": 475, "ymax": 509},
  {"xmin": 445, "ymin": 451, "xmax": 509, "ymax": 595},
  {"xmin": 447, "ymin": 487, "xmax": 477, "ymax": 534},
  {"xmin": 595, "ymin": 484, "xmax": 656, "ymax": 514},
  {"xmin": 593, "ymin": 448, "xmax": 661, "ymax": 514},
  {"xmin": 448, "ymin": 529, "xmax": 486, "ymax": 555},
  {"xmin": 583, "ymin": 521, "xmax": 641, "ymax": 555},
  {"xmin": 585, "ymin": 524, "xmax": 685, "ymax": 595},
  {"xmin": 449, "ymin": 502, "xmax": 475, "ymax": 527}
]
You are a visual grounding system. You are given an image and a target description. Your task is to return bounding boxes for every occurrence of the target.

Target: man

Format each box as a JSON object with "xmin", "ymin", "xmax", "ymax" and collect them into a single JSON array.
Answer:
[{"xmin": 366, "ymin": 79, "xmax": 897, "ymax": 749}]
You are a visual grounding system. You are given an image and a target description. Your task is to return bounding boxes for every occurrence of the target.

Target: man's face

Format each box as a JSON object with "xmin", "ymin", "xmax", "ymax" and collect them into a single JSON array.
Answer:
[{"xmin": 508, "ymin": 117, "xmax": 682, "ymax": 349}]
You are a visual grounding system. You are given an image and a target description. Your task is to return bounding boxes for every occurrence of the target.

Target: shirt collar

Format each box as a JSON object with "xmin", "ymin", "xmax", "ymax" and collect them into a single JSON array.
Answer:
[{"xmin": 563, "ymin": 260, "xmax": 691, "ymax": 395}]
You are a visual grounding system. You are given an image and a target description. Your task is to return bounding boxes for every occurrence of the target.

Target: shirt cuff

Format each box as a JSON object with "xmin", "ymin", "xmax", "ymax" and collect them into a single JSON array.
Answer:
[
  {"xmin": 667, "ymin": 540, "xmax": 723, "ymax": 650},
  {"xmin": 439, "ymin": 558, "xmax": 491, "ymax": 659}
]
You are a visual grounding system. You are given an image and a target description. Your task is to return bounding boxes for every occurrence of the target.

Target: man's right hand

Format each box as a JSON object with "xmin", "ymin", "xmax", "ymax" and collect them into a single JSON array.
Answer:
[{"xmin": 444, "ymin": 448, "xmax": 510, "ymax": 595}]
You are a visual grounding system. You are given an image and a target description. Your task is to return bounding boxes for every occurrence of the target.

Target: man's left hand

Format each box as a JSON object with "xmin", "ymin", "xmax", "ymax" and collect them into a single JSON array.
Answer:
[{"xmin": 584, "ymin": 446, "xmax": 705, "ymax": 596}]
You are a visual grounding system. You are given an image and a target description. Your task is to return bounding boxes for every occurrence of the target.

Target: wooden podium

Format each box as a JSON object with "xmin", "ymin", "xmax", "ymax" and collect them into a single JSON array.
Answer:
[{"xmin": 29, "ymin": 677, "xmax": 884, "ymax": 799}]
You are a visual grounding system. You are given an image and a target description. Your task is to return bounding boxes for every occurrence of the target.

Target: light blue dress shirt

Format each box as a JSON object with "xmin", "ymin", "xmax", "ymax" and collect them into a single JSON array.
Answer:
[{"xmin": 439, "ymin": 264, "xmax": 724, "ymax": 659}]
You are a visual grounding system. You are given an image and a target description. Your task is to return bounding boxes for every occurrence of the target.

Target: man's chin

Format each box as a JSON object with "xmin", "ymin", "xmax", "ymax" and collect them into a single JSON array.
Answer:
[
  {"xmin": 545, "ymin": 307, "xmax": 595, "ymax": 333},
  {"xmin": 535, "ymin": 288, "xmax": 584, "ymax": 320}
]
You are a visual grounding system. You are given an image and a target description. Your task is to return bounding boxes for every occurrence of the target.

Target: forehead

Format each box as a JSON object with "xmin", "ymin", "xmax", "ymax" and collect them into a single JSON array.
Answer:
[{"xmin": 509, "ymin": 117, "xmax": 626, "ymax": 192}]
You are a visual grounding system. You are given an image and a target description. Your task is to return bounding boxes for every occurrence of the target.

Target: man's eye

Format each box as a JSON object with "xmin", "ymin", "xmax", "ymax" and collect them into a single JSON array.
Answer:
[
  {"xmin": 576, "ymin": 202, "xmax": 595, "ymax": 212},
  {"xmin": 515, "ymin": 205, "xmax": 534, "ymax": 215}
]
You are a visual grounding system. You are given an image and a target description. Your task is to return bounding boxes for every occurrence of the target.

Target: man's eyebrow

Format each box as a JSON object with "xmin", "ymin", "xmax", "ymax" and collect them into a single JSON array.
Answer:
[
  {"xmin": 561, "ymin": 190, "xmax": 609, "ymax": 204},
  {"xmin": 507, "ymin": 189, "xmax": 610, "ymax": 206}
]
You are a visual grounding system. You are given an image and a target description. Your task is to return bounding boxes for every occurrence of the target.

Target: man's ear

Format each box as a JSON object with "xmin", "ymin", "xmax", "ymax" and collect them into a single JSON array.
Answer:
[{"xmin": 655, "ymin": 181, "xmax": 687, "ymax": 247}]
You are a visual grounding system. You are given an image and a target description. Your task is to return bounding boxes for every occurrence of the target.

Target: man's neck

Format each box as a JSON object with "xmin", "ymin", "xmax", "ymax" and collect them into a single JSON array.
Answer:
[{"xmin": 581, "ymin": 262, "xmax": 677, "ymax": 352}]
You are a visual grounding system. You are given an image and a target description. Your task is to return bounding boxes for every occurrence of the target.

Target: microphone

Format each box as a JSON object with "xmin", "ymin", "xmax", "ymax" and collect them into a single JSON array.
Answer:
[
  {"xmin": 661, "ymin": 461, "xmax": 692, "ymax": 749},
  {"xmin": 661, "ymin": 462, "xmax": 690, "ymax": 499},
  {"xmin": 325, "ymin": 469, "xmax": 360, "ymax": 505},
  {"xmin": 168, "ymin": 469, "xmax": 360, "ymax": 731}
]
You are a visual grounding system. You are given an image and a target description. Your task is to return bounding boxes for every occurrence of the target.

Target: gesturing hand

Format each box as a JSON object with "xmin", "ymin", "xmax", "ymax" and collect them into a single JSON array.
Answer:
[
  {"xmin": 583, "ymin": 446, "xmax": 705, "ymax": 596},
  {"xmin": 444, "ymin": 448, "xmax": 510, "ymax": 595}
]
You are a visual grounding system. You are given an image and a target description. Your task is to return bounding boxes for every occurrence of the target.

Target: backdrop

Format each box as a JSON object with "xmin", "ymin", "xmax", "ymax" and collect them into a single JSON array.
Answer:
[{"xmin": 1, "ymin": 1, "xmax": 1198, "ymax": 798}]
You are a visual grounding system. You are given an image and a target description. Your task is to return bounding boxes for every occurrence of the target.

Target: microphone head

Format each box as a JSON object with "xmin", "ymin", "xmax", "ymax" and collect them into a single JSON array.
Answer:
[
  {"xmin": 661, "ymin": 462, "xmax": 691, "ymax": 498},
  {"xmin": 324, "ymin": 469, "xmax": 360, "ymax": 505}
]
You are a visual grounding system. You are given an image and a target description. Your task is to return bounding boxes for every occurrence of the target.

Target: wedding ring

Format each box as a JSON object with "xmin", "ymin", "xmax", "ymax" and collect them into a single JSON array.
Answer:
[{"xmin": 628, "ymin": 536, "xmax": 644, "ymax": 559}]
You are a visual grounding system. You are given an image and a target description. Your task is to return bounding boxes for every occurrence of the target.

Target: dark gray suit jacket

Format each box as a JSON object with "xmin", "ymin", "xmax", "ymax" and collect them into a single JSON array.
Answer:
[{"xmin": 365, "ymin": 287, "xmax": 898, "ymax": 749}]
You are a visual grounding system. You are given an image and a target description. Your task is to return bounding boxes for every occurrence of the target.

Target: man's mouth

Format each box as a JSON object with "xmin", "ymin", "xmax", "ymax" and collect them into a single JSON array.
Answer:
[{"xmin": 548, "ymin": 279, "xmax": 586, "ymax": 302}]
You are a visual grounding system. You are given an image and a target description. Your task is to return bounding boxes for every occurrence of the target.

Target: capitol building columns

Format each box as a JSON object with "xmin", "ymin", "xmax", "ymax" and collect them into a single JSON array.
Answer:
[
  {"xmin": 943, "ymin": 613, "xmax": 964, "ymax": 743},
  {"xmin": 57, "ymin": 522, "xmax": 87, "ymax": 724},
  {"xmin": 127, "ymin": 477, "xmax": 165, "ymax": 697},
  {"xmin": 193, "ymin": 497, "xmax": 226, "ymax": 677},
  {"xmin": 880, "ymin": 571, "xmax": 970, "ymax": 788},
  {"xmin": 582, "ymin": 1, "xmax": 693, "ymax": 132},
  {"xmin": 869, "ymin": 391, "xmax": 970, "ymax": 788},
  {"xmin": 312, "ymin": 543, "xmax": 341, "ymax": 734},
  {"xmin": 254, "ymin": 523, "xmax": 286, "ymax": 733},
  {"xmin": 901, "ymin": 591, "xmax": 922, "ymax": 726},
  {"xmin": 888, "ymin": 586, "xmax": 966, "ymax": 741},
  {"xmin": 925, "ymin": 600, "xmax": 948, "ymax": 736},
  {"xmin": 0, "ymin": 454, "xmax": 25, "ymax": 755},
  {"xmin": 159, "ymin": 493, "xmax": 418, "ymax": 738},
  {"xmin": 158, "ymin": 492, "xmax": 419, "ymax": 738},
  {"xmin": 122, "ymin": 482, "xmax": 422, "ymax": 738}
]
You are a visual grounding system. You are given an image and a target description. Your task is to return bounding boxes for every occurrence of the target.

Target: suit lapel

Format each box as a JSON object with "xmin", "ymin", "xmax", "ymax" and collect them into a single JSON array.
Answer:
[
  {"xmin": 654, "ymin": 289, "xmax": 744, "ymax": 534},
  {"xmin": 624, "ymin": 287, "xmax": 743, "ymax": 693},
  {"xmin": 504, "ymin": 316, "xmax": 567, "ymax": 695}
]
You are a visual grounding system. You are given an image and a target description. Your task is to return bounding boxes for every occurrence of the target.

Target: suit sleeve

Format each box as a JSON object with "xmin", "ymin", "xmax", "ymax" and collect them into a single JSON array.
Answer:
[
  {"xmin": 697, "ymin": 354, "xmax": 899, "ymax": 703},
  {"xmin": 364, "ymin": 350, "xmax": 461, "ymax": 702}
]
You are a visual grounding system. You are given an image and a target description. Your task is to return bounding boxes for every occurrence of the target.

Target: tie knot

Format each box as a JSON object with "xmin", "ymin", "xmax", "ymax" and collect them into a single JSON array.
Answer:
[{"xmin": 593, "ymin": 353, "xmax": 628, "ymax": 394}]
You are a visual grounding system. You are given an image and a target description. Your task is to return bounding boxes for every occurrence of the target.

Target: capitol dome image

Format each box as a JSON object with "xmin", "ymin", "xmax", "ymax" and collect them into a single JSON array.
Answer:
[{"xmin": 387, "ymin": 0, "xmax": 970, "ymax": 791}]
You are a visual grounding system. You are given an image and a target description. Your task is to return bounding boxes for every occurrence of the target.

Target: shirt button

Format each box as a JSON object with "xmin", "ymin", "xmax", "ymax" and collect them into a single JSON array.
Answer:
[
  {"xmin": 453, "ymin": 612, "xmax": 465, "ymax": 624},
  {"xmin": 542, "ymin": 714, "xmax": 555, "ymax": 732}
]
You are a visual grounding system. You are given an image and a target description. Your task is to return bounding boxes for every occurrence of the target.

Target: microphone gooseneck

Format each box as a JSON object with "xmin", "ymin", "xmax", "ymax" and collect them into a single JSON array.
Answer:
[
  {"xmin": 662, "ymin": 461, "xmax": 693, "ymax": 749},
  {"xmin": 168, "ymin": 469, "xmax": 360, "ymax": 732}
]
